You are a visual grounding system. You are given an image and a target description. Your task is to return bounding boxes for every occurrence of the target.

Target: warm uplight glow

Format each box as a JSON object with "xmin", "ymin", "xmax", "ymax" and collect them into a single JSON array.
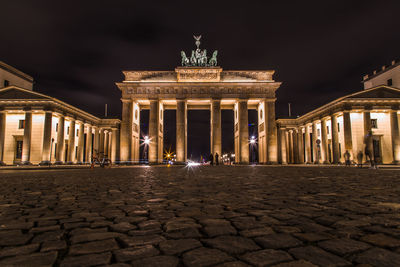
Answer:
[
  {"xmin": 187, "ymin": 162, "xmax": 201, "ymax": 167},
  {"xmin": 144, "ymin": 136, "xmax": 150, "ymax": 145}
]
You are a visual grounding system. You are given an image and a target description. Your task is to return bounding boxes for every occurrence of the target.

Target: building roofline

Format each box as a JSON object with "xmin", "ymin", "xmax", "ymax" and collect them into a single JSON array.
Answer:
[
  {"xmin": 362, "ymin": 60, "xmax": 400, "ymax": 82},
  {"xmin": 0, "ymin": 61, "xmax": 34, "ymax": 83}
]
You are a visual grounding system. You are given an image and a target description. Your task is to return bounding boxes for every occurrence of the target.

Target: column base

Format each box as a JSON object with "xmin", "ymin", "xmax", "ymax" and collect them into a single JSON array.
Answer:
[
  {"xmin": 0, "ymin": 161, "xmax": 6, "ymax": 166},
  {"xmin": 20, "ymin": 161, "xmax": 32, "ymax": 165},
  {"xmin": 392, "ymin": 161, "xmax": 400, "ymax": 165},
  {"xmin": 39, "ymin": 161, "xmax": 52, "ymax": 166},
  {"xmin": 55, "ymin": 161, "xmax": 65, "ymax": 165}
]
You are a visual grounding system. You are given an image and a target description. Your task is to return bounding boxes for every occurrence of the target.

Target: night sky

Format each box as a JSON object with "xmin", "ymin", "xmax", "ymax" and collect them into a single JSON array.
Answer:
[{"xmin": 1, "ymin": 1, "xmax": 400, "ymax": 159}]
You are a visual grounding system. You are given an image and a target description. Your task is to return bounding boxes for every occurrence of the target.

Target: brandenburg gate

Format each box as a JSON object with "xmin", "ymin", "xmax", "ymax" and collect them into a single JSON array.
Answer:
[{"xmin": 117, "ymin": 36, "xmax": 281, "ymax": 164}]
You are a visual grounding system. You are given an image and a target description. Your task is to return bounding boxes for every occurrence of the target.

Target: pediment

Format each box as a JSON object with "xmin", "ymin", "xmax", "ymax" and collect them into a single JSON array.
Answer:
[
  {"xmin": 0, "ymin": 87, "xmax": 49, "ymax": 100},
  {"xmin": 348, "ymin": 86, "xmax": 400, "ymax": 99}
]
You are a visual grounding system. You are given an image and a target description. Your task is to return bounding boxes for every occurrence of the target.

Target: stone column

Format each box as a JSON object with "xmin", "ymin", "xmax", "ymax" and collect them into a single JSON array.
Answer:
[
  {"xmin": 279, "ymin": 128, "xmax": 287, "ymax": 164},
  {"xmin": 239, "ymin": 100, "xmax": 249, "ymax": 164},
  {"xmin": 41, "ymin": 111, "xmax": 53, "ymax": 164},
  {"xmin": 108, "ymin": 131, "xmax": 112, "ymax": 158},
  {"xmin": 304, "ymin": 124, "xmax": 311, "ymax": 163},
  {"xmin": 85, "ymin": 125, "xmax": 92, "ymax": 163},
  {"xmin": 297, "ymin": 127, "xmax": 304, "ymax": 163},
  {"xmin": 363, "ymin": 110, "xmax": 373, "ymax": 161},
  {"xmin": 211, "ymin": 99, "xmax": 222, "ymax": 157},
  {"xmin": 55, "ymin": 115, "xmax": 65, "ymax": 164},
  {"xmin": 120, "ymin": 99, "xmax": 132, "ymax": 163},
  {"xmin": 21, "ymin": 110, "xmax": 32, "ymax": 164},
  {"xmin": 93, "ymin": 127, "xmax": 99, "ymax": 156},
  {"xmin": 176, "ymin": 99, "xmax": 187, "ymax": 163},
  {"xmin": 312, "ymin": 121, "xmax": 319, "ymax": 163},
  {"xmin": 331, "ymin": 114, "xmax": 340, "ymax": 164},
  {"xmin": 390, "ymin": 110, "xmax": 400, "ymax": 163},
  {"xmin": 149, "ymin": 100, "xmax": 160, "ymax": 163},
  {"xmin": 111, "ymin": 127, "xmax": 120, "ymax": 163},
  {"xmin": 288, "ymin": 130, "xmax": 294, "ymax": 163},
  {"xmin": 77, "ymin": 122, "xmax": 85, "ymax": 163},
  {"xmin": 67, "ymin": 119, "xmax": 76, "ymax": 163},
  {"xmin": 266, "ymin": 101, "xmax": 278, "ymax": 163},
  {"xmin": 0, "ymin": 111, "xmax": 6, "ymax": 165},
  {"xmin": 321, "ymin": 119, "xmax": 328, "ymax": 163},
  {"xmin": 343, "ymin": 111, "xmax": 353, "ymax": 159},
  {"xmin": 99, "ymin": 129, "xmax": 105, "ymax": 154},
  {"xmin": 293, "ymin": 129, "xmax": 299, "ymax": 163},
  {"xmin": 104, "ymin": 130, "xmax": 110, "ymax": 157}
]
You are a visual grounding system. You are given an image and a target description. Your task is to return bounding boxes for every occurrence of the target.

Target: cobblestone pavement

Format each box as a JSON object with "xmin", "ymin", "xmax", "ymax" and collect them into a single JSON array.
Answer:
[{"xmin": 1, "ymin": 166, "xmax": 400, "ymax": 267}]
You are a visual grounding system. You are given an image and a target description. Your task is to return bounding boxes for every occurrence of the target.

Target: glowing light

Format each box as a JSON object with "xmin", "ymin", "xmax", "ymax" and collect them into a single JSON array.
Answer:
[
  {"xmin": 250, "ymin": 136, "xmax": 256, "ymax": 144},
  {"xmin": 144, "ymin": 136, "xmax": 150, "ymax": 145},
  {"xmin": 187, "ymin": 162, "xmax": 201, "ymax": 167}
]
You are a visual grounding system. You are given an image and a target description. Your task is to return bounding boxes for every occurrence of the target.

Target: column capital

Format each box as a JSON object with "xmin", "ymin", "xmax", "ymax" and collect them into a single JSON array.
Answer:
[
  {"xmin": 121, "ymin": 98, "xmax": 132, "ymax": 103},
  {"xmin": 363, "ymin": 105, "xmax": 373, "ymax": 111}
]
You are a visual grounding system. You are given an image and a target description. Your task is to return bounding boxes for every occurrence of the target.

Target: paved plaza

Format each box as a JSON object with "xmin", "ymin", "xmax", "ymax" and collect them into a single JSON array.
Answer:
[{"xmin": 1, "ymin": 166, "xmax": 400, "ymax": 266}]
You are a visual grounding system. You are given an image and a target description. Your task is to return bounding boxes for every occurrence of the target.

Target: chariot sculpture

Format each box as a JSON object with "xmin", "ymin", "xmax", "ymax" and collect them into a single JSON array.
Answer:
[{"xmin": 180, "ymin": 35, "xmax": 218, "ymax": 67}]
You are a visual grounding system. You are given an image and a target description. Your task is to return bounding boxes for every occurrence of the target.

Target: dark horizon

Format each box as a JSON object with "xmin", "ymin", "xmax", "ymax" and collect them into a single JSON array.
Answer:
[{"xmin": 1, "ymin": 0, "xmax": 400, "ymax": 157}]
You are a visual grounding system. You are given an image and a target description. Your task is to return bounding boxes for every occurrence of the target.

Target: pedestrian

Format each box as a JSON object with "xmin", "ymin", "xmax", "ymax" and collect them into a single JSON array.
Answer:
[
  {"xmin": 364, "ymin": 130, "xmax": 375, "ymax": 169},
  {"xmin": 209, "ymin": 153, "xmax": 214, "ymax": 166},
  {"xmin": 344, "ymin": 150, "xmax": 351, "ymax": 167},
  {"xmin": 357, "ymin": 150, "xmax": 363, "ymax": 168},
  {"xmin": 215, "ymin": 153, "xmax": 219, "ymax": 165}
]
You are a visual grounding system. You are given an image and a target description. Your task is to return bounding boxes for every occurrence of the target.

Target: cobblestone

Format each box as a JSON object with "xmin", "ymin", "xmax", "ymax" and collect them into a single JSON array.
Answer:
[{"xmin": 1, "ymin": 166, "xmax": 400, "ymax": 266}]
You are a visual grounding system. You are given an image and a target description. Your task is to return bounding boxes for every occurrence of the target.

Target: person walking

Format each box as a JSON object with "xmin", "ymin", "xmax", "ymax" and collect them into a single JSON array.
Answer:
[
  {"xmin": 357, "ymin": 150, "xmax": 363, "ymax": 168},
  {"xmin": 344, "ymin": 150, "xmax": 351, "ymax": 167},
  {"xmin": 209, "ymin": 153, "xmax": 214, "ymax": 166},
  {"xmin": 215, "ymin": 153, "xmax": 219, "ymax": 165},
  {"xmin": 364, "ymin": 130, "xmax": 375, "ymax": 169}
]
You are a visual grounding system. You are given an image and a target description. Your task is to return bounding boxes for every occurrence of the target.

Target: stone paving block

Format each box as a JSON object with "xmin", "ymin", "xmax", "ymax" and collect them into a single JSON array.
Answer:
[
  {"xmin": 64, "ymin": 221, "xmax": 91, "ymax": 229},
  {"xmin": 138, "ymin": 220, "xmax": 161, "ymax": 230},
  {"xmin": 60, "ymin": 252, "xmax": 112, "ymax": 267},
  {"xmin": 69, "ymin": 239, "xmax": 119, "ymax": 255},
  {"xmin": 130, "ymin": 255, "xmax": 179, "ymax": 267},
  {"xmin": 159, "ymin": 238, "xmax": 202, "ymax": 255},
  {"xmin": 29, "ymin": 225, "xmax": 60, "ymax": 233},
  {"xmin": 272, "ymin": 259, "xmax": 318, "ymax": 267},
  {"xmin": 183, "ymin": 247, "xmax": 234, "ymax": 267},
  {"xmin": 273, "ymin": 226, "xmax": 302, "ymax": 234},
  {"xmin": 71, "ymin": 232, "xmax": 124, "ymax": 243},
  {"xmin": 0, "ymin": 233, "xmax": 33, "ymax": 246},
  {"xmin": 203, "ymin": 235, "xmax": 260, "ymax": 254},
  {"xmin": 232, "ymin": 217, "xmax": 261, "ymax": 230},
  {"xmin": 215, "ymin": 261, "xmax": 251, "ymax": 267},
  {"xmin": 165, "ymin": 227, "xmax": 202, "ymax": 239},
  {"xmin": 240, "ymin": 249, "xmax": 293, "ymax": 266},
  {"xmin": 114, "ymin": 245, "xmax": 159, "ymax": 262},
  {"xmin": 203, "ymin": 225, "xmax": 237, "ymax": 237},
  {"xmin": 118, "ymin": 234, "xmax": 166, "ymax": 247},
  {"xmin": 0, "ymin": 221, "xmax": 33, "ymax": 230},
  {"xmin": 360, "ymin": 233, "xmax": 400, "ymax": 248},
  {"xmin": 128, "ymin": 228, "xmax": 163, "ymax": 236},
  {"xmin": 293, "ymin": 232, "xmax": 332, "ymax": 242},
  {"xmin": 91, "ymin": 220, "xmax": 113, "ymax": 228},
  {"xmin": 31, "ymin": 230, "xmax": 64, "ymax": 243},
  {"xmin": 110, "ymin": 222, "xmax": 137, "ymax": 233},
  {"xmin": 41, "ymin": 239, "xmax": 67, "ymax": 252},
  {"xmin": 353, "ymin": 247, "xmax": 400, "ymax": 266},
  {"xmin": 69, "ymin": 227, "xmax": 108, "ymax": 236},
  {"xmin": 37, "ymin": 220, "xmax": 58, "ymax": 227},
  {"xmin": 240, "ymin": 227, "xmax": 275, "ymax": 237},
  {"xmin": 0, "ymin": 243, "xmax": 39, "ymax": 257},
  {"xmin": 255, "ymin": 234, "xmax": 303, "ymax": 249},
  {"xmin": 288, "ymin": 246, "xmax": 351, "ymax": 267},
  {"xmin": 318, "ymin": 238, "xmax": 371, "ymax": 256},
  {"xmin": 0, "ymin": 251, "xmax": 57, "ymax": 267}
]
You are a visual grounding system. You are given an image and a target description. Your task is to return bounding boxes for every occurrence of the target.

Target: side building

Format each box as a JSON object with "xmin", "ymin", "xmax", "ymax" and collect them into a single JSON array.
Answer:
[
  {"xmin": 0, "ymin": 62, "xmax": 120, "ymax": 165},
  {"xmin": 278, "ymin": 60, "xmax": 400, "ymax": 165}
]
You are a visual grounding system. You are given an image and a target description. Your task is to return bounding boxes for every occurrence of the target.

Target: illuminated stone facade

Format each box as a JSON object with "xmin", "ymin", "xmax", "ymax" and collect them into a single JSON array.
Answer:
[
  {"xmin": 0, "ymin": 63, "xmax": 120, "ymax": 165},
  {"xmin": 117, "ymin": 67, "xmax": 281, "ymax": 164},
  {"xmin": 277, "ymin": 85, "xmax": 400, "ymax": 164}
]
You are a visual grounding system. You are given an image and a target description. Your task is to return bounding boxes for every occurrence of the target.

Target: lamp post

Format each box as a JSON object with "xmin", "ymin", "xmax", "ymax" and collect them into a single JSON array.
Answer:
[
  {"xmin": 143, "ymin": 136, "xmax": 150, "ymax": 163},
  {"xmin": 250, "ymin": 136, "xmax": 257, "ymax": 164}
]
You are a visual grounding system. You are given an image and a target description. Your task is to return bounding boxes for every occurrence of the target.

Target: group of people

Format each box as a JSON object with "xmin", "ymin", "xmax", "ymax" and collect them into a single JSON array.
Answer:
[
  {"xmin": 343, "ymin": 130, "xmax": 377, "ymax": 168},
  {"xmin": 208, "ymin": 153, "xmax": 219, "ymax": 166}
]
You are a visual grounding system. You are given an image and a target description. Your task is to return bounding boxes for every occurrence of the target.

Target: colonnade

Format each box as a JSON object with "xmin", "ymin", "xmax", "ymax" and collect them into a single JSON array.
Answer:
[
  {"xmin": 120, "ymin": 98, "xmax": 278, "ymax": 164},
  {"xmin": 0, "ymin": 109, "xmax": 118, "ymax": 165},
  {"xmin": 280, "ymin": 109, "xmax": 400, "ymax": 164}
]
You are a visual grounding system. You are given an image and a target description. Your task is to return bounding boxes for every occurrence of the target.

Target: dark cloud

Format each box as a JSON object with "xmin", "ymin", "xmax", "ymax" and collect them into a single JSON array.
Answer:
[{"xmin": 1, "ymin": 0, "xmax": 400, "ymax": 155}]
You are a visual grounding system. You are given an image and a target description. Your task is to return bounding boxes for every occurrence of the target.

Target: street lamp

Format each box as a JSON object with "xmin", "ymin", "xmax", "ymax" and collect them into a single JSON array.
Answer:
[
  {"xmin": 144, "ymin": 136, "xmax": 150, "ymax": 145},
  {"xmin": 143, "ymin": 136, "xmax": 150, "ymax": 163},
  {"xmin": 250, "ymin": 136, "xmax": 257, "ymax": 164}
]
